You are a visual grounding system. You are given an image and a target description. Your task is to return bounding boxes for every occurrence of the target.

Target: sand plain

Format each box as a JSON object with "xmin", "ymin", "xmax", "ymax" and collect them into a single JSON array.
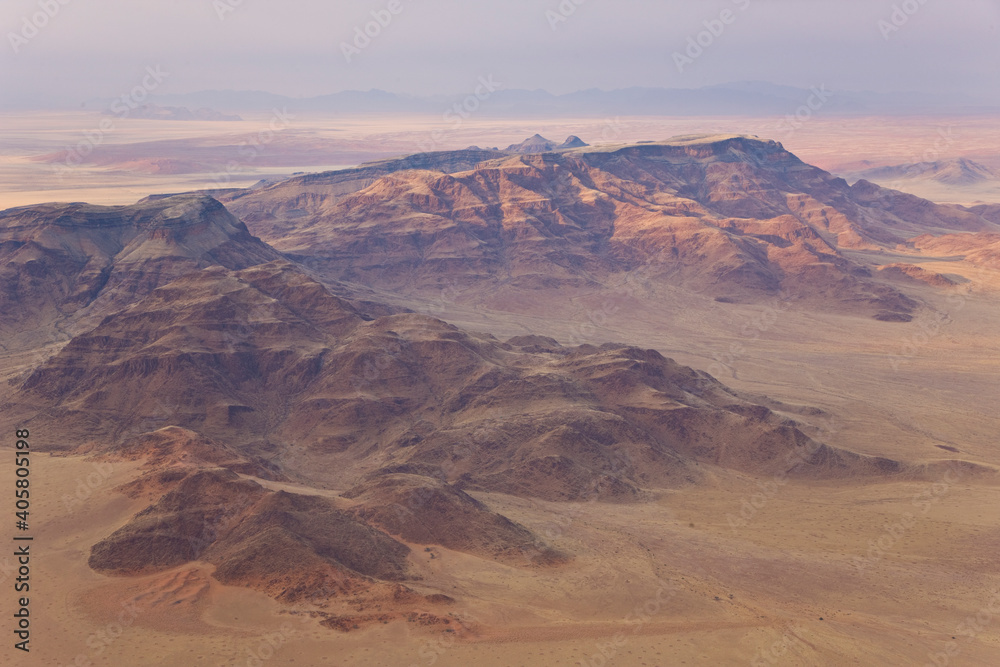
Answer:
[{"xmin": 3, "ymin": 448, "xmax": 1000, "ymax": 665}]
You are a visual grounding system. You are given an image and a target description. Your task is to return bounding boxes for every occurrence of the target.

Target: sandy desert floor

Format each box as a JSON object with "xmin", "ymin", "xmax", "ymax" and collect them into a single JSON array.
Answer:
[{"xmin": 3, "ymin": 450, "xmax": 999, "ymax": 666}]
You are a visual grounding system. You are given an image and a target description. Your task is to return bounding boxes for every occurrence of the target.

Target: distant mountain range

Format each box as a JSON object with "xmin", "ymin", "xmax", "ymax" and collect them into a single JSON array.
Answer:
[
  {"xmin": 844, "ymin": 158, "xmax": 997, "ymax": 187},
  {"xmin": 48, "ymin": 81, "xmax": 1000, "ymax": 117}
]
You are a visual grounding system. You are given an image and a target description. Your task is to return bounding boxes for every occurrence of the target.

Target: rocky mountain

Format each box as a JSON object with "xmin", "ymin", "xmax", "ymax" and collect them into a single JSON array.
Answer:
[
  {"xmin": 4, "ymin": 254, "xmax": 931, "ymax": 605},
  {"xmin": 10, "ymin": 260, "xmax": 897, "ymax": 499},
  {"xmin": 221, "ymin": 135, "xmax": 1000, "ymax": 319},
  {"xmin": 504, "ymin": 134, "xmax": 589, "ymax": 153},
  {"xmin": 505, "ymin": 134, "xmax": 559, "ymax": 153},
  {"xmin": 967, "ymin": 203, "xmax": 1000, "ymax": 225},
  {"xmin": 88, "ymin": 462, "xmax": 554, "ymax": 627},
  {"xmin": 90, "ymin": 467, "xmax": 414, "ymax": 597},
  {"xmin": 0, "ymin": 194, "xmax": 282, "ymax": 358},
  {"xmin": 559, "ymin": 135, "xmax": 589, "ymax": 149},
  {"xmin": 217, "ymin": 148, "xmax": 508, "ymax": 239}
]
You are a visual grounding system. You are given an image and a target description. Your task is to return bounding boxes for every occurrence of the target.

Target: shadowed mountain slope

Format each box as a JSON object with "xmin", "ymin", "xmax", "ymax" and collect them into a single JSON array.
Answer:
[
  {"xmin": 0, "ymin": 194, "xmax": 283, "ymax": 356},
  {"xmin": 10, "ymin": 261, "xmax": 908, "ymax": 501}
]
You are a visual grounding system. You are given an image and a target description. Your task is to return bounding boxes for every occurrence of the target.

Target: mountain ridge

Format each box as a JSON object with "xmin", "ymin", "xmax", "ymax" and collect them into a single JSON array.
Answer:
[{"xmin": 218, "ymin": 134, "xmax": 998, "ymax": 320}]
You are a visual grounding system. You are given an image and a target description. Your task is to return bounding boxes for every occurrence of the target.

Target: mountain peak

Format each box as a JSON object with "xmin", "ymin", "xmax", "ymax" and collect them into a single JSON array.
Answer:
[
  {"xmin": 558, "ymin": 135, "xmax": 589, "ymax": 149},
  {"xmin": 0, "ymin": 193, "xmax": 282, "ymax": 341},
  {"xmin": 505, "ymin": 134, "xmax": 558, "ymax": 153}
]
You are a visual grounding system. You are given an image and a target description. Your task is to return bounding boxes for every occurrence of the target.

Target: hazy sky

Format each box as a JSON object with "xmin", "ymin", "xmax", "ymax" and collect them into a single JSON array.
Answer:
[{"xmin": 2, "ymin": 0, "xmax": 998, "ymax": 106}]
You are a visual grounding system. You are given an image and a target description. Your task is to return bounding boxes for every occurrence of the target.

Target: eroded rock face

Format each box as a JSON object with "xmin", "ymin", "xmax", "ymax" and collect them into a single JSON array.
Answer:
[{"xmin": 223, "ymin": 136, "xmax": 997, "ymax": 318}]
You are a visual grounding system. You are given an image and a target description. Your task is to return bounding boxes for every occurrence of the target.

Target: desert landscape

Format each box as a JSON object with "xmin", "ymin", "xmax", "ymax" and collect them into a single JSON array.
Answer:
[
  {"xmin": 3, "ymin": 1, "xmax": 1000, "ymax": 665},
  {"xmin": 2, "ymin": 126, "xmax": 1000, "ymax": 666}
]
